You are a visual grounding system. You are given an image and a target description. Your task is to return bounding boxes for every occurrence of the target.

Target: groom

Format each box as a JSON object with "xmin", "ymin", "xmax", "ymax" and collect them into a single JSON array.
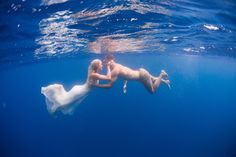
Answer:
[{"xmin": 95, "ymin": 54, "xmax": 170, "ymax": 94}]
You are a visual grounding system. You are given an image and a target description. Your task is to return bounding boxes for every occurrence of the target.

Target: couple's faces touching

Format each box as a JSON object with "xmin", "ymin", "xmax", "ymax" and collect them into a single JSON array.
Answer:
[
  {"xmin": 98, "ymin": 58, "xmax": 110, "ymax": 71},
  {"xmin": 93, "ymin": 57, "xmax": 113, "ymax": 72},
  {"xmin": 102, "ymin": 58, "xmax": 109, "ymax": 66}
]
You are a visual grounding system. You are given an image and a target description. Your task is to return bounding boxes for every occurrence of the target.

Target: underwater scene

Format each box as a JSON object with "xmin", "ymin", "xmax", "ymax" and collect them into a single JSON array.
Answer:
[{"xmin": 0, "ymin": 0, "xmax": 236, "ymax": 157}]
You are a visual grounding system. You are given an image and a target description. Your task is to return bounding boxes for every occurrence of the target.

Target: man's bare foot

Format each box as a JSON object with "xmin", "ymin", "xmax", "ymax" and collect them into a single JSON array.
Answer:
[
  {"xmin": 161, "ymin": 79, "xmax": 171, "ymax": 89},
  {"xmin": 161, "ymin": 70, "xmax": 168, "ymax": 79}
]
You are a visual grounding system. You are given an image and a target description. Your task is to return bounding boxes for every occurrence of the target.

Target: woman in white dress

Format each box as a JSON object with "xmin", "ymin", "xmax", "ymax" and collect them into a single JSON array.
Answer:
[{"xmin": 41, "ymin": 59, "xmax": 111, "ymax": 115}]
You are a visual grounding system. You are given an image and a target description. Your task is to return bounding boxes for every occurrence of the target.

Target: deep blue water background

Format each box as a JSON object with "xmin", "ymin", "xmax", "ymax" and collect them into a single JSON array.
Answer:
[{"xmin": 0, "ymin": 0, "xmax": 236, "ymax": 157}]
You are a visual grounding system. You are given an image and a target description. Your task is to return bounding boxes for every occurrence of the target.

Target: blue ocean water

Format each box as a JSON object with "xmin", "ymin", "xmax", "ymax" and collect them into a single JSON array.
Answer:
[{"xmin": 0, "ymin": 0, "xmax": 236, "ymax": 157}]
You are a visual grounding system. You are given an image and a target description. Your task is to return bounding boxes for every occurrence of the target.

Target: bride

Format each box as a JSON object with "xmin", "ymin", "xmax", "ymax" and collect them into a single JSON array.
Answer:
[{"xmin": 41, "ymin": 59, "xmax": 111, "ymax": 115}]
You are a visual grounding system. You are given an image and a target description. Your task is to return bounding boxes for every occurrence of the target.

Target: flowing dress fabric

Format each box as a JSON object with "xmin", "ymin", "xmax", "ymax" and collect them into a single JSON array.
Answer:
[{"xmin": 41, "ymin": 83, "xmax": 90, "ymax": 115}]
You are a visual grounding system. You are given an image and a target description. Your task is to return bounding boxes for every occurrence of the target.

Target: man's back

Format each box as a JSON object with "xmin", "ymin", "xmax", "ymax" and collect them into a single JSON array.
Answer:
[{"xmin": 111, "ymin": 62, "xmax": 140, "ymax": 80}]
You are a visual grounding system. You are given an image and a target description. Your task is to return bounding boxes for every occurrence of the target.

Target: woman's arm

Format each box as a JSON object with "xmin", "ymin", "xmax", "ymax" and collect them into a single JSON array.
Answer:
[
  {"xmin": 94, "ymin": 70, "xmax": 118, "ymax": 88},
  {"xmin": 90, "ymin": 64, "xmax": 111, "ymax": 81}
]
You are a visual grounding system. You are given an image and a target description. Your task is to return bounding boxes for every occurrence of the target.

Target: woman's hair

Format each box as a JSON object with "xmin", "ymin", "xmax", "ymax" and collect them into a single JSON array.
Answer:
[{"xmin": 88, "ymin": 59, "xmax": 102, "ymax": 74}]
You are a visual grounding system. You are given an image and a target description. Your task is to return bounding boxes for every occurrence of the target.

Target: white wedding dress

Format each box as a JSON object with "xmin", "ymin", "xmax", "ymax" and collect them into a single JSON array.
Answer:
[{"xmin": 41, "ymin": 83, "xmax": 91, "ymax": 115}]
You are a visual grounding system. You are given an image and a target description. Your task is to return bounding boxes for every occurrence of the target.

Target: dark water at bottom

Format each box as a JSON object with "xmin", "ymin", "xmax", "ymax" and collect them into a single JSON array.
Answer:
[{"xmin": 0, "ymin": 54, "xmax": 236, "ymax": 157}]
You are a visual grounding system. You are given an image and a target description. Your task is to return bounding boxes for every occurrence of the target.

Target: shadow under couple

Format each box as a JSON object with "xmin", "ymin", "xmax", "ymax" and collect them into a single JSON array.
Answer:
[{"xmin": 41, "ymin": 55, "xmax": 170, "ymax": 115}]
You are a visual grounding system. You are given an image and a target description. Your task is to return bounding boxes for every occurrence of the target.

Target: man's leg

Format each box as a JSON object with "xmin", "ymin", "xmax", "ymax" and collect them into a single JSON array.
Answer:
[
  {"xmin": 153, "ymin": 70, "xmax": 170, "ymax": 92},
  {"xmin": 139, "ymin": 68, "xmax": 155, "ymax": 94}
]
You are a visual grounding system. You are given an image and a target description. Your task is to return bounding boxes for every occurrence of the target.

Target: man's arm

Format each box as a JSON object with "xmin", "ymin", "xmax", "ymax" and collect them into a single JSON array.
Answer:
[
  {"xmin": 95, "ymin": 82, "xmax": 113, "ymax": 88},
  {"xmin": 123, "ymin": 80, "xmax": 127, "ymax": 94}
]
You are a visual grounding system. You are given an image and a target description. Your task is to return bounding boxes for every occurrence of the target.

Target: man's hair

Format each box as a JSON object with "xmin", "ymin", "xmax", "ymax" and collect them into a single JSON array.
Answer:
[{"xmin": 104, "ymin": 54, "xmax": 114, "ymax": 61}]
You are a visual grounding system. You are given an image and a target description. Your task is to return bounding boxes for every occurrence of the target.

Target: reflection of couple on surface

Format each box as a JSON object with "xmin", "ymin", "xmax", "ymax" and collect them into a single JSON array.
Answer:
[{"xmin": 41, "ymin": 55, "xmax": 170, "ymax": 115}]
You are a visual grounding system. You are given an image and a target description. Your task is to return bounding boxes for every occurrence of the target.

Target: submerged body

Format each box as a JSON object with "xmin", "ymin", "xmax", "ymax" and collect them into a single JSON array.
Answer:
[
  {"xmin": 41, "ymin": 83, "xmax": 91, "ymax": 115},
  {"xmin": 96, "ymin": 56, "xmax": 170, "ymax": 93},
  {"xmin": 41, "ymin": 59, "xmax": 111, "ymax": 115}
]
